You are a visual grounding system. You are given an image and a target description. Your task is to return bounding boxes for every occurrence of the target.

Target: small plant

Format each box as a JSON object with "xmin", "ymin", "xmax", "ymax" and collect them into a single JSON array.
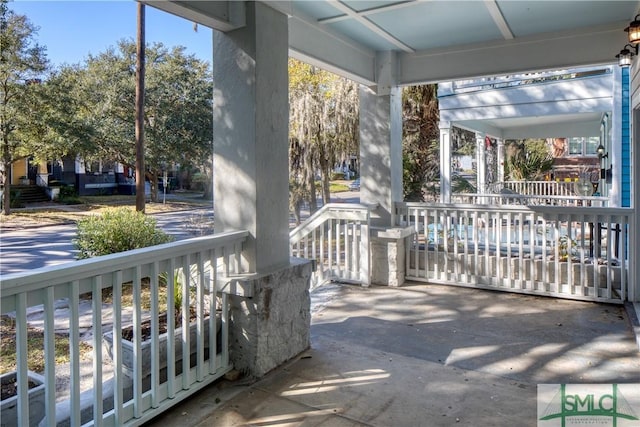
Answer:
[
  {"xmin": 557, "ymin": 235, "xmax": 577, "ymax": 261},
  {"xmin": 74, "ymin": 207, "xmax": 173, "ymax": 259},
  {"xmin": 159, "ymin": 271, "xmax": 189, "ymax": 315}
]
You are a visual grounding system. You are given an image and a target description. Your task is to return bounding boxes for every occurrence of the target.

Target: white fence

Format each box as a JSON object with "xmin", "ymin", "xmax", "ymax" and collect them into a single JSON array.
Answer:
[
  {"xmin": 452, "ymin": 193, "xmax": 608, "ymax": 207},
  {"xmin": 290, "ymin": 203, "xmax": 373, "ymax": 288},
  {"xmin": 0, "ymin": 231, "xmax": 247, "ymax": 427},
  {"xmin": 486, "ymin": 181, "xmax": 577, "ymax": 196},
  {"xmin": 395, "ymin": 203, "xmax": 633, "ymax": 303}
]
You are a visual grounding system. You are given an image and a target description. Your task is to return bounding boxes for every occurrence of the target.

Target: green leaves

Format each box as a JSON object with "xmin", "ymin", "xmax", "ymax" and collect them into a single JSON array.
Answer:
[{"xmin": 74, "ymin": 207, "xmax": 173, "ymax": 259}]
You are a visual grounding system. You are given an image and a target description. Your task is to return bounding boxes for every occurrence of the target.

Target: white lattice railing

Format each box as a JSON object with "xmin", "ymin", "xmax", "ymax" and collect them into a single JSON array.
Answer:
[
  {"xmin": 395, "ymin": 202, "xmax": 634, "ymax": 303},
  {"xmin": 452, "ymin": 193, "xmax": 608, "ymax": 207},
  {"xmin": 290, "ymin": 203, "xmax": 374, "ymax": 289},
  {"xmin": 0, "ymin": 231, "xmax": 248, "ymax": 427},
  {"xmin": 486, "ymin": 181, "xmax": 578, "ymax": 196}
]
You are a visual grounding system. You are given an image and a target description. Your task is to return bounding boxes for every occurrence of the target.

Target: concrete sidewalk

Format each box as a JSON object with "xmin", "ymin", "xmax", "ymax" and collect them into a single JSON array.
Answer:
[{"xmin": 145, "ymin": 283, "xmax": 640, "ymax": 427}]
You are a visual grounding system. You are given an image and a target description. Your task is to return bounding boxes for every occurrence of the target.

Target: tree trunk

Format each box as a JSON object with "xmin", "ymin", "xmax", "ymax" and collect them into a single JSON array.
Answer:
[
  {"xmin": 147, "ymin": 171, "xmax": 158, "ymax": 203},
  {"xmin": 319, "ymin": 156, "xmax": 331, "ymax": 205},
  {"xmin": 201, "ymin": 158, "xmax": 213, "ymax": 200},
  {"xmin": 1, "ymin": 141, "xmax": 11, "ymax": 215},
  {"xmin": 1, "ymin": 167, "xmax": 10, "ymax": 216},
  {"xmin": 306, "ymin": 169, "xmax": 317, "ymax": 214},
  {"xmin": 135, "ymin": 3, "xmax": 146, "ymax": 212},
  {"xmin": 321, "ymin": 169, "xmax": 330, "ymax": 205}
]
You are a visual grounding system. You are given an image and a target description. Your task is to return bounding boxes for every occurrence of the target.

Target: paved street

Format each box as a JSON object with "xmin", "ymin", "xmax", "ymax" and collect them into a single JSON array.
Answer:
[
  {"xmin": 0, "ymin": 191, "xmax": 359, "ymax": 277},
  {"xmin": 0, "ymin": 208, "xmax": 214, "ymax": 276}
]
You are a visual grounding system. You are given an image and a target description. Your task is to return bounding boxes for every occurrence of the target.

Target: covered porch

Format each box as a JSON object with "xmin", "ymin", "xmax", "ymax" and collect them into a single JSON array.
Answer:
[
  {"xmin": 2, "ymin": 1, "xmax": 640, "ymax": 425},
  {"xmin": 147, "ymin": 283, "xmax": 640, "ymax": 426}
]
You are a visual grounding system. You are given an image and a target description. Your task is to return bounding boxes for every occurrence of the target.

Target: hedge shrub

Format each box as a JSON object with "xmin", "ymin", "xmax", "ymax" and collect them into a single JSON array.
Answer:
[{"xmin": 74, "ymin": 207, "xmax": 173, "ymax": 259}]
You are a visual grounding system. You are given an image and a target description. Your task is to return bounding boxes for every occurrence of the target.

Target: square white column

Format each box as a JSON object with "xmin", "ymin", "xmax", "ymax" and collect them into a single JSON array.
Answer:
[
  {"xmin": 213, "ymin": 2, "xmax": 289, "ymax": 273},
  {"xmin": 359, "ymin": 85, "xmax": 403, "ymax": 226}
]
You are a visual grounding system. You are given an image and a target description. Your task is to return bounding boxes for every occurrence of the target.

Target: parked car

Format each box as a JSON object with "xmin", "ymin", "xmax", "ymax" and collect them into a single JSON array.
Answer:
[{"xmin": 349, "ymin": 178, "xmax": 360, "ymax": 191}]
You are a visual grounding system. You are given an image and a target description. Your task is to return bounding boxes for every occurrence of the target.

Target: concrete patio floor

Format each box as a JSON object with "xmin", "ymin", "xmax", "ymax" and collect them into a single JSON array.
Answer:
[{"xmin": 145, "ymin": 282, "xmax": 640, "ymax": 427}]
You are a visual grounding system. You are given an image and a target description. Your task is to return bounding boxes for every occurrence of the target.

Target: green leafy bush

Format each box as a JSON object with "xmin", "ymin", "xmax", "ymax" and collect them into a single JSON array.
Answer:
[
  {"xmin": 58, "ymin": 185, "xmax": 82, "ymax": 205},
  {"xmin": 74, "ymin": 207, "xmax": 173, "ymax": 259}
]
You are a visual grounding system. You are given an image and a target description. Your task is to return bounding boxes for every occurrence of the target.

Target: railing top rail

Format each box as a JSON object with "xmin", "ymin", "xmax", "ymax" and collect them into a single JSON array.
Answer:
[
  {"xmin": 289, "ymin": 203, "xmax": 376, "ymax": 243},
  {"xmin": 395, "ymin": 201, "xmax": 632, "ymax": 216},
  {"xmin": 453, "ymin": 193, "xmax": 609, "ymax": 202},
  {"xmin": 0, "ymin": 230, "xmax": 249, "ymax": 294}
]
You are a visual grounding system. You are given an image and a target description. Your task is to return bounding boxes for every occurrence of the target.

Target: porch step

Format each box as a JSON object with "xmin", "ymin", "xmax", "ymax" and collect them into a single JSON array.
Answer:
[{"xmin": 11, "ymin": 185, "xmax": 50, "ymax": 203}]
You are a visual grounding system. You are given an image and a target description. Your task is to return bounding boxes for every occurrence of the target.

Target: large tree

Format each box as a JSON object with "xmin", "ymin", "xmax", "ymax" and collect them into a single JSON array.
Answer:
[
  {"xmin": 77, "ymin": 40, "xmax": 213, "ymax": 202},
  {"xmin": 288, "ymin": 58, "xmax": 359, "ymax": 214},
  {"xmin": 0, "ymin": 1, "xmax": 49, "ymax": 214}
]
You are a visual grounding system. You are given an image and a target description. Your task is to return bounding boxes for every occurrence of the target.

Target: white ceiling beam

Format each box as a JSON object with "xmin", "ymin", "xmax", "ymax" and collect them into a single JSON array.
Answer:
[
  {"xmin": 500, "ymin": 120, "xmax": 601, "ymax": 139},
  {"xmin": 325, "ymin": 0, "xmax": 415, "ymax": 53},
  {"xmin": 264, "ymin": 0, "xmax": 377, "ymax": 84},
  {"xmin": 287, "ymin": 14, "xmax": 377, "ymax": 85},
  {"xmin": 319, "ymin": 0, "xmax": 420, "ymax": 25},
  {"xmin": 400, "ymin": 21, "xmax": 628, "ymax": 85},
  {"xmin": 483, "ymin": 0, "xmax": 513, "ymax": 40},
  {"xmin": 141, "ymin": 0, "xmax": 245, "ymax": 32}
]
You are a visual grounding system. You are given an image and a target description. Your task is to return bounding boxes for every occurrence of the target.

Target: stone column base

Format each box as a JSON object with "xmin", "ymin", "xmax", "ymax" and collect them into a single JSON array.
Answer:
[
  {"xmin": 371, "ymin": 227, "xmax": 415, "ymax": 287},
  {"xmin": 228, "ymin": 258, "xmax": 313, "ymax": 378}
]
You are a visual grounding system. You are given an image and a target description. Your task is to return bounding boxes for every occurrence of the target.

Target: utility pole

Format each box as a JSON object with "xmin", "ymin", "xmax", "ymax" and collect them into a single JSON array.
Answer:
[{"xmin": 135, "ymin": 2, "xmax": 146, "ymax": 212}]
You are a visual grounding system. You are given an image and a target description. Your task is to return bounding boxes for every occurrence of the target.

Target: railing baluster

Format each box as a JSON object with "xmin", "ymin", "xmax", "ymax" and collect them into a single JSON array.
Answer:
[
  {"xmin": 167, "ymin": 258, "xmax": 176, "ymax": 398},
  {"xmin": 150, "ymin": 261, "xmax": 160, "ymax": 408},
  {"xmin": 69, "ymin": 281, "xmax": 81, "ymax": 426},
  {"xmin": 112, "ymin": 271, "xmax": 123, "ymax": 425},
  {"xmin": 91, "ymin": 277, "xmax": 104, "ymax": 425},
  {"xmin": 44, "ymin": 286, "xmax": 57, "ymax": 427},
  {"xmin": 132, "ymin": 266, "xmax": 142, "ymax": 419},
  {"xmin": 182, "ymin": 254, "xmax": 191, "ymax": 389},
  {"xmin": 16, "ymin": 292, "xmax": 29, "ymax": 427},
  {"xmin": 196, "ymin": 251, "xmax": 205, "ymax": 382},
  {"xmin": 209, "ymin": 248, "xmax": 218, "ymax": 375}
]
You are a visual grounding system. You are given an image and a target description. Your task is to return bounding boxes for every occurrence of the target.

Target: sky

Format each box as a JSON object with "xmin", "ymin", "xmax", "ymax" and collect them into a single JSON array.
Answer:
[{"xmin": 10, "ymin": 0, "xmax": 213, "ymax": 67}]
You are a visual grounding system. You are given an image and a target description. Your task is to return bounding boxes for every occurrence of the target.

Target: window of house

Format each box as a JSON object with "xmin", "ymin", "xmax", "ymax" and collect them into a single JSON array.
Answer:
[{"xmin": 568, "ymin": 136, "xmax": 600, "ymax": 156}]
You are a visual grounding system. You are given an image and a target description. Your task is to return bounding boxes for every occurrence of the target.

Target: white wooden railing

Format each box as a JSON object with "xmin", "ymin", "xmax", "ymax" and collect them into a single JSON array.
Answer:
[
  {"xmin": 0, "ymin": 231, "xmax": 248, "ymax": 427},
  {"xmin": 452, "ymin": 193, "xmax": 608, "ymax": 207},
  {"xmin": 486, "ymin": 181, "xmax": 577, "ymax": 196},
  {"xmin": 290, "ymin": 203, "xmax": 374, "ymax": 289},
  {"xmin": 395, "ymin": 202, "xmax": 633, "ymax": 303}
]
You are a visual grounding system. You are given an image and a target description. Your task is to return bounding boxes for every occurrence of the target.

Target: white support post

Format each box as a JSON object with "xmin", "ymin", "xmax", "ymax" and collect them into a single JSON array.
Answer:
[
  {"xmin": 440, "ymin": 123, "xmax": 451, "ymax": 203},
  {"xmin": 476, "ymin": 132, "xmax": 487, "ymax": 194},
  {"xmin": 497, "ymin": 138, "xmax": 505, "ymax": 184},
  {"xmin": 213, "ymin": 2, "xmax": 289, "ymax": 273},
  {"xmin": 359, "ymin": 83, "xmax": 402, "ymax": 226}
]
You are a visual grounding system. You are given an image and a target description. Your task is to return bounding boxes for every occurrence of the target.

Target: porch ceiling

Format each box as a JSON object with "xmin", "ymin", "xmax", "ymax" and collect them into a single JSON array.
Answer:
[
  {"xmin": 455, "ymin": 112, "xmax": 605, "ymax": 139},
  {"xmin": 146, "ymin": 1, "xmax": 640, "ymax": 85}
]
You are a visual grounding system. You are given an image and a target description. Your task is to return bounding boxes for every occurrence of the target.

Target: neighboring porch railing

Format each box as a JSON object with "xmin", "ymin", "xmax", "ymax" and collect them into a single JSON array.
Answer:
[
  {"xmin": 0, "ymin": 231, "xmax": 248, "ymax": 427},
  {"xmin": 290, "ymin": 203, "xmax": 373, "ymax": 289},
  {"xmin": 452, "ymin": 193, "xmax": 608, "ymax": 207},
  {"xmin": 395, "ymin": 202, "xmax": 633, "ymax": 303},
  {"xmin": 486, "ymin": 181, "xmax": 577, "ymax": 196}
]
